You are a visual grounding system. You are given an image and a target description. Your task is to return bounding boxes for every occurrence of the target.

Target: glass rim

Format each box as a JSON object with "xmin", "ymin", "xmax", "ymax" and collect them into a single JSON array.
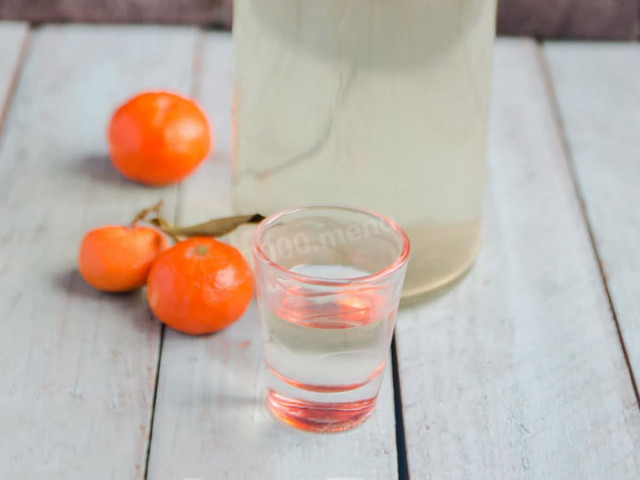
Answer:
[{"xmin": 251, "ymin": 204, "xmax": 410, "ymax": 287}]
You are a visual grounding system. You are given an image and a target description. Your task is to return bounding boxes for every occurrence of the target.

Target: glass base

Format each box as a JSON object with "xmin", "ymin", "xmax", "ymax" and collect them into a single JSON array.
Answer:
[
  {"xmin": 267, "ymin": 389, "xmax": 376, "ymax": 433},
  {"xmin": 265, "ymin": 367, "xmax": 383, "ymax": 433}
]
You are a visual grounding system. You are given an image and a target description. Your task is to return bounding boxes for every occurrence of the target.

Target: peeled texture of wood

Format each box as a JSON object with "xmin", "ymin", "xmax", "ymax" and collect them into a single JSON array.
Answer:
[
  {"xmin": 0, "ymin": 25, "xmax": 194, "ymax": 478},
  {"xmin": 546, "ymin": 42, "xmax": 640, "ymax": 384},
  {"xmin": 1, "ymin": 0, "xmax": 639, "ymax": 39},
  {"xmin": 394, "ymin": 39, "xmax": 640, "ymax": 478}
]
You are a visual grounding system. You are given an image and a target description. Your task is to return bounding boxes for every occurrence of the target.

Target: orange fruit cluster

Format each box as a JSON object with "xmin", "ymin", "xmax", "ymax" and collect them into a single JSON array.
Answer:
[
  {"xmin": 77, "ymin": 91, "xmax": 253, "ymax": 335},
  {"xmin": 78, "ymin": 227, "xmax": 253, "ymax": 335}
]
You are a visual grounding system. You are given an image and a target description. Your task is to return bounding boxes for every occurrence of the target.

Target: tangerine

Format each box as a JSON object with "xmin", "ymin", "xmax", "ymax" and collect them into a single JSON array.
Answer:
[
  {"xmin": 78, "ymin": 225, "xmax": 169, "ymax": 292},
  {"xmin": 108, "ymin": 91, "xmax": 212, "ymax": 186},
  {"xmin": 147, "ymin": 237, "xmax": 253, "ymax": 335}
]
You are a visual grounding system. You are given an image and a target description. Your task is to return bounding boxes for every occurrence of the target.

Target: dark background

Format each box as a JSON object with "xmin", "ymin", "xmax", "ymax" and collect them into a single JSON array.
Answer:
[{"xmin": 1, "ymin": 0, "xmax": 639, "ymax": 40}]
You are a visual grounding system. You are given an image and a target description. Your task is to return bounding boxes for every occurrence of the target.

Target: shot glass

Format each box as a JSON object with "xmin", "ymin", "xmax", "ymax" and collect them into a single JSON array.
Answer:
[{"xmin": 252, "ymin": 205, "xmax": 410, "ymax": 433}]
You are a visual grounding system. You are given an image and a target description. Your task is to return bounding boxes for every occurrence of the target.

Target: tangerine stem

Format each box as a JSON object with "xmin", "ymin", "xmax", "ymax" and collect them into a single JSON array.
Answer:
[
  {"xmin": 131, "ymin": 199, "xmax": 164, "ymax": 226},
  {"xmin": 149, "ymin": 216, "xmax": 181, "ymax": 244}
]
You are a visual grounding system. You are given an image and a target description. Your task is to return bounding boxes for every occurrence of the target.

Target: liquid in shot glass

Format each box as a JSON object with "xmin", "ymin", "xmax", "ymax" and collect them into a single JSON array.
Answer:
[{"xmin": 252, "ymin": 206, "xmax": 410, "ymax": 432}]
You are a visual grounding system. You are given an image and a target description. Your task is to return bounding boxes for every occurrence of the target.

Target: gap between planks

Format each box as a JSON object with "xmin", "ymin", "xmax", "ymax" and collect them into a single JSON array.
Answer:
[
  {"xmin": 391, "ymin": 335, "xmax": 410, "ymax": 480},
  {"xmin": 535, "ymin": 41, "xmax": 640, "ymax": 410},
  {"xmin": 143, "ymin": 28, "xmax": 207, "ymax": 480},
  {"xmin": 0, "ymin": 23, "xmax": 30, "ymax": 142},
  {"xmin": 394, "ymin": 38, "xmax": 640, "ymax": 479},
  {"xmin": 145, "ymin": 31, "xmax": 399, "ymax": 480},
  {"xmin": 0, "ymin": 25, "xmax": 197, "ymax": 479}
]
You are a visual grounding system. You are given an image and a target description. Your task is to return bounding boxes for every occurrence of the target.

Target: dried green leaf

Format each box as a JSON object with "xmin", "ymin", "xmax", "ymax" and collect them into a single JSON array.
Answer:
[{"xmin": 153, "ymin": 213, "xmax": 265, "ymax": 238}]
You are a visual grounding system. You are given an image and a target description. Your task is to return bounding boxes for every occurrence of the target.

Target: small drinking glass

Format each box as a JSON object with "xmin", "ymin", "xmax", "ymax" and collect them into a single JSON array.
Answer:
[{"xmin": 252, "ymin": 205, "xmax": 410, "ymax": 433}]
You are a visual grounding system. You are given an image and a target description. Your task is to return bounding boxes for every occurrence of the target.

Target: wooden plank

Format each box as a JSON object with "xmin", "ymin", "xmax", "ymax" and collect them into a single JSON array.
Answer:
[
  {"xmin": 395, "ymin": 38, "xmax": 640, "ymax": 479},
  {"xmin": 0, "ymin": 25, "xmax": 197, "ymax": 478},
  {"xmin": 146, "ymin": 31, "xmax": 399, "ymax": 480},
  {"xmin": 0, "ymin": 22, "xmax": 28, "ymax": 124},
  {"xmin": 544, "ymin": 42, "xmax": 640, "ymax": 390}
]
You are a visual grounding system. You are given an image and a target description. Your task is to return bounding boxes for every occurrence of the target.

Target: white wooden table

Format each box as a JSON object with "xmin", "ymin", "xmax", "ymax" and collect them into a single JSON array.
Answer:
[{"xmin": 0, "ymin": 22, "xmax": 639, "ymax": 480}]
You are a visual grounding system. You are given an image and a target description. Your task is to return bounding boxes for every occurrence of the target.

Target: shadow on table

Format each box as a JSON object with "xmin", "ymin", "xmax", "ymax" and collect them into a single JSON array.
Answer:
[
  {"xmin": 54, "ymin": 269, "xmax": 93, "ymax": 300},
  {"xmin": 76, "ymin": 154, "xmax": 141, "ymax": 188},
  {"xmin": 52, "ymin": 268, "xmax": 158, "ymax": 334},
  {"xmin": 53, "ymin": 268, "xmax": 143, "ymax": 300}
]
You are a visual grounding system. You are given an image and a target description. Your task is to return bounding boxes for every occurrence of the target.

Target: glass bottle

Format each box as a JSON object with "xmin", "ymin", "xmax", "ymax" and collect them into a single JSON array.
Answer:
[{"xmin": 232, "ymin": 0, "xmax": 498, "ymax": 302}]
